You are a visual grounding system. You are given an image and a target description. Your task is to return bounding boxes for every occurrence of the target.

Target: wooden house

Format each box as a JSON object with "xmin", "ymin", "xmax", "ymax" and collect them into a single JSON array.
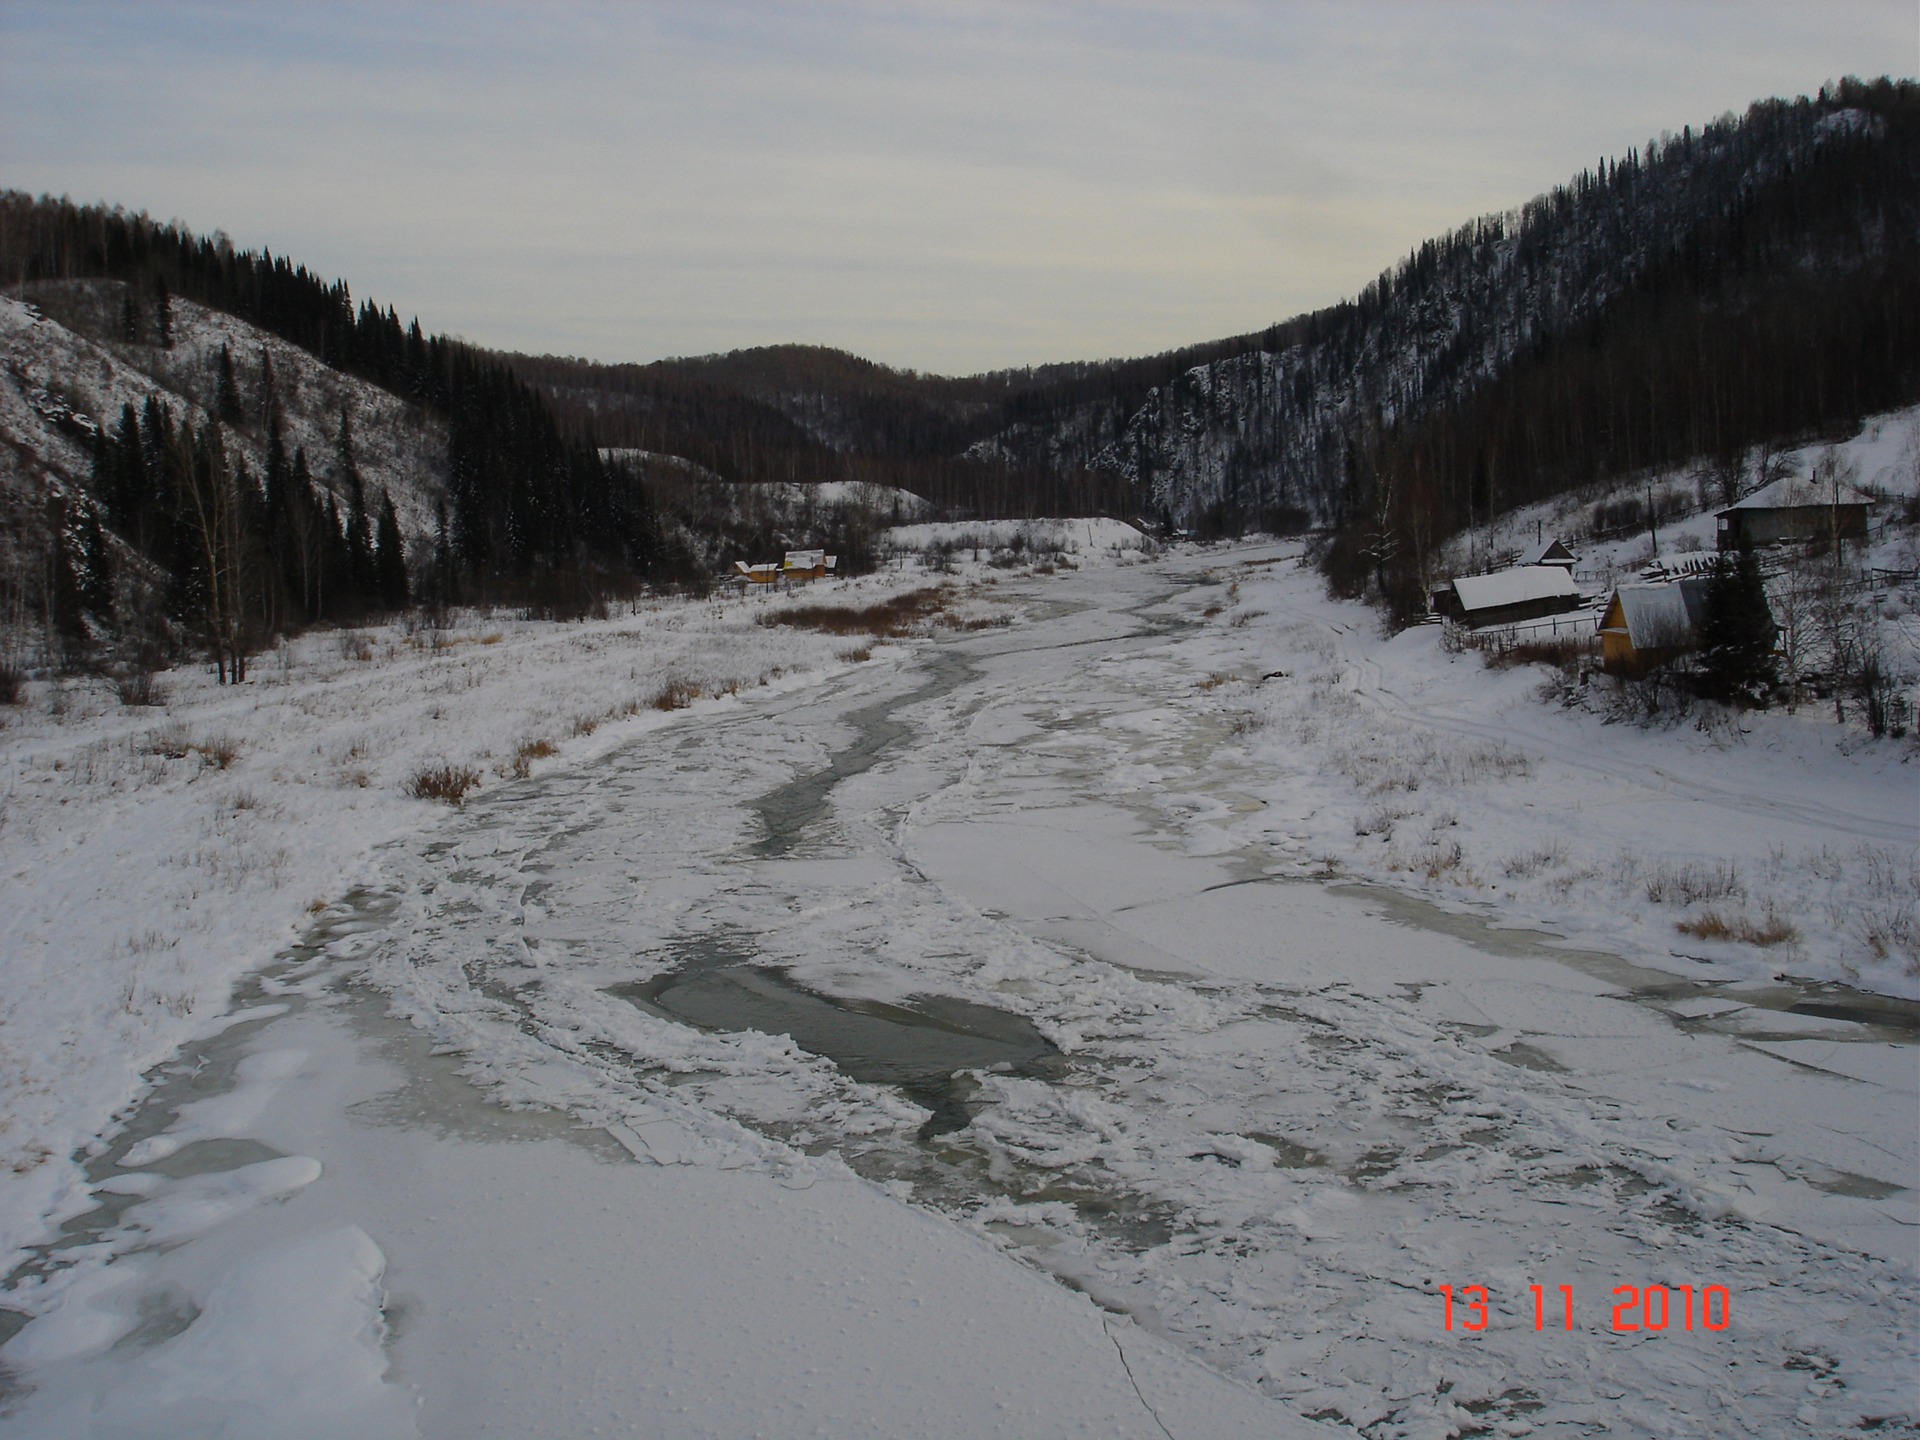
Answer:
[
  {"xmin": 781, "ymin": 550, "xmax": 838, "ymax": 580},
  {"xmin": 1516, "ymin": 537, "xmax": 1578, "ymax": 569},
  {"xmin": 1599, "ymin": 578, "xmax": 1713, "ymax": 676},
  {"xmin": 1715, "ymin": 477, "xmax": 1871, "ymax": 551},
  {"xmin": 1434, "ymin": 566, "xmax": 1583, "ymax": 628},
  {"xmin": 732, "ymin": 551, "xmax": 839, "ymax": 585}
]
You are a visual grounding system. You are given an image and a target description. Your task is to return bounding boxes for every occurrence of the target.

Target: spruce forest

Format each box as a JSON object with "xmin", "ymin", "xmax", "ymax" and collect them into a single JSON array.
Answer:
[{"xmin": 1, "ymin": 77, "xmax": 1914, "ymax": 675}]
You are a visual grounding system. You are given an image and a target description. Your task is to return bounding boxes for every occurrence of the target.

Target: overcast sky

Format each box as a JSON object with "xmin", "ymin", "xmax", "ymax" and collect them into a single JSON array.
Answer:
[{"xmin": 2, "ymin": 3, "xmax": 1912, "ymax": 373}]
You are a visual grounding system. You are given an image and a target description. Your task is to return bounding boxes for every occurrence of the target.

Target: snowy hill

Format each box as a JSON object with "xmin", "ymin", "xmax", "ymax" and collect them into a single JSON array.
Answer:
[
  {"xmin": 974, "ymin": 83, "xmax": 1918, "ymax": 537},
  {"xmin": 1, "ymin": 281, "xmax": 447, "ymax": 553}
]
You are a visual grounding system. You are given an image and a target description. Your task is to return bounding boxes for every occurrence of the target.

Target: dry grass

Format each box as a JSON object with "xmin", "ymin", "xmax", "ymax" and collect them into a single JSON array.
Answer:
[
  {"xmin": 1478, "ymin": 638, "xmax": 1593, "ymax": 672},
  {"xmin": 760, "ymin": 587, "xmax": 950, "ymax": 638},
  {"xmin": 1503, "ymin": 841, "xmax": 1568, "ymax": 878},
  {"xmin": 137, "ymin": 725, "xmax": 238, "ymax": 769},
  {"xmin": 507, "ymin": 737, "xmax": 557, "ymax": 779},
  {"xmin": 1644, "ymin": 860, "xmax": 1744, "ymax": 906},
  {"xmin": 196, "ymin": 735, "xmax": 241, "ymax": 770},
  {"xmin": 144, "ymin": 723, "xmax": 196, "ymax": 760},
  {"xmin": 649, "ymin": 678, "xmax": 702, "ymax": 711},
  {"xmin": 1195, "ymin": 672, "xmax": 1237, "ymax": 692},
  {"xmin": 1201, "ymin": 604, "xmax": 1225, "ymax": 619},
  {"xmin": 837, "ymin": 645, "xmax": 874, "ymax": 664},
  {"xmin": 406, "ymin": 762, "xmax": 481, "ymax": 805},
  {"xmin": 114, "ymin": 670, "xmax": 168, "ymax": 707},
  {"xmin": 1676, "ymin": 906, "xmax": 1800, "ymax": 946},
  {"xmin": 1355, "ymin": 802, "xmax": 1414, "ymax": 838}
]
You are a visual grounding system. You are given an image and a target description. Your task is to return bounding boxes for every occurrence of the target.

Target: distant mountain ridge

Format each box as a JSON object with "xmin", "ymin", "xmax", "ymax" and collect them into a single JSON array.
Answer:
[
  {"xmin": 507, "ymin": 79, "xmax": 1917, "ymax": 581},
  {"xmin": 3, "ymin": 77, "xmax": 1912, "ymax": 655},
  {"xmin": 987, "ymin": 81, "xmax": 1917, "ymax": 538}
]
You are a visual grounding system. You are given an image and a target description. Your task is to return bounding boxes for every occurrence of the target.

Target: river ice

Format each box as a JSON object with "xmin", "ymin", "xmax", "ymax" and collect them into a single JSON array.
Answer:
[{"xmin": 2, "ymin": 545, "xmax": 1914, "ymax": 1436}]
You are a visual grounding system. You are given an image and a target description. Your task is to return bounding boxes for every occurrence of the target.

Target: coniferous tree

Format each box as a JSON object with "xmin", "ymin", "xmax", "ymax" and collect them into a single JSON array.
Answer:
[
  {"xmin": 335, "ymin": 409, "xmax": 373, "ymax": 602},
  {"xmin": 78, "ymin": 508, "xmax": 113, "ymax": 619},
  {"xmin": 153, "ymin": 274, "xmax": 173, "ymax": 349},
  {"xmin": 1697, "ymin": 546, "xmax": 1777, "ymax": 704},
  {"xmin": 215, "ymin": 342, "xmax": 245, "ymax": 427},
  {"xmin": 374, "ymin": 490, "xmax": 408, "ymax": 610}
]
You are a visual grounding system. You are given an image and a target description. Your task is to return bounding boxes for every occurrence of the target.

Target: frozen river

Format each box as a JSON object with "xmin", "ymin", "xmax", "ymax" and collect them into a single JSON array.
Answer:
[{"xmin": 5, "ymin": 550, "xmax": 1915, "ymax": 1436}]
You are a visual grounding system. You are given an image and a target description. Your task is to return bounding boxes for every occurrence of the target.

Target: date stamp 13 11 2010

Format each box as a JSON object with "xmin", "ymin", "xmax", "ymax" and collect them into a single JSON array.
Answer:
[{"xmin": 1439, "ymin": 1283, "xmax": 1732, "ymax": 1334}]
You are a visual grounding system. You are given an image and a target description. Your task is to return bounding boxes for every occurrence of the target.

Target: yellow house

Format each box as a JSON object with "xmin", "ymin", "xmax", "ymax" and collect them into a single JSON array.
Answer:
[{"xmin": 1599, "ymin": 578, "xmax": 1711, "ymax": 676}]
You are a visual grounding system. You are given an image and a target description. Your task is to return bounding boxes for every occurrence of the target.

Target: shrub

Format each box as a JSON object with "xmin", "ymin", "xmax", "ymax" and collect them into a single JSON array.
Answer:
[
  {"xmin": 115, "ymin": 669, "xmax": 168, "ymax": 706},
  {"xmin": 1644, "ymin": 860, "xmax": 1744, "ymax": 906},
  {"xmin": 509, "ymin": 738, "xmax": 556, "ymax": 778},
  {"xmin": 407, "ymin": 763, "xmax": 481, "ymax": 805},
  {"xmin": 196, "ymin": 735, "xmax": 241, "ymax": 770},
  {"xmin": 759, "ymin": 587, "xmax": 950, "ymax": 637},
  {"xmin": 144, "ymin": 723, "xmax": 195, "ymax": 759},
  {"xmin": 1675, "ymin": 906, "xmax": 1799, "ymax": 946},
  {"xmin": 649, "ymin": 678, "xmax": 702, "ymax": 711}
]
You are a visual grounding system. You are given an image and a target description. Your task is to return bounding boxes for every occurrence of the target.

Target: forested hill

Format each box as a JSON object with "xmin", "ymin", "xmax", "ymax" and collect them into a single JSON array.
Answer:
[
  {"xmin": 0, "ymin": 193, "xmax": 662, "ymax": 595},
  {"xmin": 503, "ymin": 344, "xmax": 1135, "ymax": 518},
  {"xmin": 4, "ymin": 77, "xmax": 1911, "ymax": 660},
  {"xmin": 1073, "ymin": 77, "xmax": 1920, "ymax": 618},
  {"xmin": 512, "ymin": 78, "xmax": 1917, "ymax": 602}
]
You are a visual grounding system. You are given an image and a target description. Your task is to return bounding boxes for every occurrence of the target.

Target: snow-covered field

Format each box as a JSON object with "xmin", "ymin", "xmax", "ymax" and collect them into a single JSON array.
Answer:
[
  {"xmin": 1172, "ymin": 552, "xmax": 1918, "ymax": 998},
  {"xmin": 0, "ymin": 570, "xmax": 989, "ymax": 1254},
  {"xmin": 0, "ymin": 537, "xmax": 1914, "ymax": 1436}
]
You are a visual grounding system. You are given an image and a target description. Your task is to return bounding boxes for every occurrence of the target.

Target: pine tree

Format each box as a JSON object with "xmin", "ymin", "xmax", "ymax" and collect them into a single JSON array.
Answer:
[
  {"xmin": 79, "ymin": 507, "xmax": 114, "ymax": 618},
  {"xmin": 215, "ymin": 343, "xmax": 245, "ymax": 427},
  {"xmin": 1697, "ymin": 546, "xmax": 1777, "ymax": 704},
  {"xmin": 153, "ymin": 274, "xmax": 173, "ymax": 349},
  {"xmin": 119, "ymin": 286, "xmax": 142, "ymax": 344},
  {"xmin": 374, "ymin": 490, "xmax": 408, "ymax": 610},
  {"xmin": 335, "ymin": 408, "xmax": 373, "ymax": 602}
]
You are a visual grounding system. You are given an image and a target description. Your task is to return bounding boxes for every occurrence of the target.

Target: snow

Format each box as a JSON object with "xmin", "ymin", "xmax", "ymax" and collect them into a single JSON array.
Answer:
[
  {"xmin": 1, "ymin": 536, "xmax": 1914, "ymax": 1434},
  {"xmin": 13, "ymin": 1223, "xmax": 416, "ymax": 1440},
  {"xmin": 0, "ymin": 568, "xmax": 981, "ymax": 1265},
  {"xmin": 1721, "ymin": 474, "xmax": 1877, "ymax": 511}
]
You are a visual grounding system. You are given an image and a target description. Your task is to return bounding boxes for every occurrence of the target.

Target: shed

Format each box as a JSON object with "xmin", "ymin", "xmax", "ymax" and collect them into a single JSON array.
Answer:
[
  {"xmin": 1517, "ymin": 537, "xmax": 1578, "ymax": 569},
  {"xmin": 1716, "ymin": 477, "xmax": 1871, "ymax": 551},
  {"xmin": 1439, "ymin": 566, "xmax": 1583, "ymax": 628},
  {"xmin": 1599, "ymin": 578, "xmax": 1712, "ymax": 676}
]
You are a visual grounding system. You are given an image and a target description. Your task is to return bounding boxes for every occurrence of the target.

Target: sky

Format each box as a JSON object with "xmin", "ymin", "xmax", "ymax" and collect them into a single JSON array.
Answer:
[{"xmin": 2, "ymin": 2, "xmax": 1913, "ymax": 375}]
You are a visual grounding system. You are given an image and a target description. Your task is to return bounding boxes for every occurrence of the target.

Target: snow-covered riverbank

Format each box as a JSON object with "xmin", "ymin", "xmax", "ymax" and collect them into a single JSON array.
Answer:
[
  {"xmin": 0, "ymin": 571, "xmax": 991, "ymax": 1261},
  {"xmin": 1, "ymin": 542, "xmax": 1913, "ymax": 1436}
]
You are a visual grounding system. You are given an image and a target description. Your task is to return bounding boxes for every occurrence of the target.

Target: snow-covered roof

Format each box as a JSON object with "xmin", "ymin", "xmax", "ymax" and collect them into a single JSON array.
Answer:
[
  {"xmin": 1720, "ymin": 476, "xmax": 1876, "ymax": 513},
  {"xmin": 1603, "ymin": 579, "xmax": 1711, "ymax": 648},
  {"xmin": 1517, "ymin": 538, "xmax": 1576, "ymax": 566},
  {"xmin": 1449, "ymin": 566, "xmax": 1580, "ymax": 613}
]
